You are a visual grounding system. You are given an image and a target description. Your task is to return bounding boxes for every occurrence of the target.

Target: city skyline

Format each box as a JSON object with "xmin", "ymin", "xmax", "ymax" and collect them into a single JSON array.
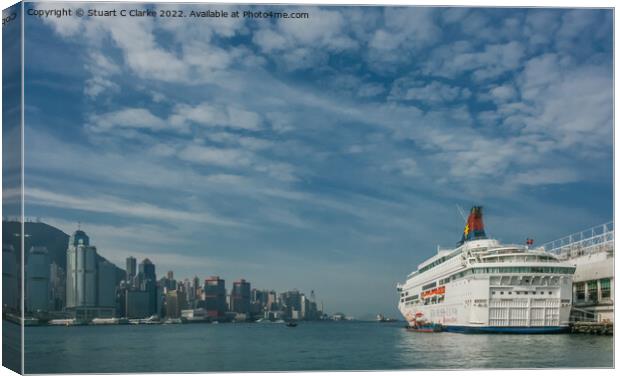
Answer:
[
  {"xmin": 7, "ymin": 220, "xmax": 329, "ymax": 320},
  {"xmin": 21, "ymin": 5, "xmax": 612, "ymax": 318}
]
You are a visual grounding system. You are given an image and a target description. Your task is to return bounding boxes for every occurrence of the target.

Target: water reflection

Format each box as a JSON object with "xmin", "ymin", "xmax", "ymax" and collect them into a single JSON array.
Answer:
[
  {"xmin": 395, "ymin": 328, "xmax": 612, "ymax": 369},
  {"xmin": 23, "ymin": 322, "xmax": 613, "ymax": 373}
]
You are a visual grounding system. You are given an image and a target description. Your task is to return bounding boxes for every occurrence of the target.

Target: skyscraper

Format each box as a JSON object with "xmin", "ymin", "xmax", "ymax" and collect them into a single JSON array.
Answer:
[
  {"xmin": 49, "ymin": 261, "xmax": 66, "ymax": 311},
  {"xmin": 26, "ymin": 246, "xmax": 50, "ymax": 313},
  {"xmin": 97, "ymin": 260, "xmax": 117, "ymax": 309},
  {"xmin": 2, "ymin": 244, "xmax": 19, "ymax": 312},
  {"xmin": 126, "ymin": 256, "xmax": 136, "ymax": 283},
  {"xmin": 165, "ymin": 290, "xmax": 187, "ymax": 319},
  {"xmin": 202, "ymin": 276, "xmax": 226, "ymax": 318},
  {"xmin": 125, "ymin": 290, "xmax": 149, "ymax": 319},
  {"xmin": 138, "ymin": 258, "xmax": 158, "ymax": 316},
  {"xmin": 66, "ymin": 229, "xmax": 117, "ymax": 320},
  {"xmin": 280, "ymin": 290, "xmax": 302, "ymax": 319},
  {"xmin": 66, "ymin": 230, "xmax": 97, "ymax": 309},
  {"xmin": 230, "ymin": 279, "xmax": 251, "ymax": 314}
]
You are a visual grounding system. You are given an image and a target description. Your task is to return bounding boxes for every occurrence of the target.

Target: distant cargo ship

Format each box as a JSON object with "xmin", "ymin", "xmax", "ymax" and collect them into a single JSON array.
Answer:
[{"xmin": 397, "ymin": 206, "xmax": 575, "ymax": 334}]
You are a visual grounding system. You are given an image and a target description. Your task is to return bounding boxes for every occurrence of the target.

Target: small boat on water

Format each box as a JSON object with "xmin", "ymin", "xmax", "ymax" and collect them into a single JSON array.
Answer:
[{"xmin": 286, "ymin": 321, "xmax": 298, "ymax": 327}]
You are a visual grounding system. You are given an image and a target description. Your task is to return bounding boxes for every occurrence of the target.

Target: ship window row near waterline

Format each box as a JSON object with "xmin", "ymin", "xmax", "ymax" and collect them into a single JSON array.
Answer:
[{"xmin": 438, "ymin": 266, "xmax": 576, "ymax": 285}]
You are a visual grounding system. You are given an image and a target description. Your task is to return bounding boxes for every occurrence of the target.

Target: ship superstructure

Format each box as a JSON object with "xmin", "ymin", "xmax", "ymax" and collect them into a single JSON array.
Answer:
[{"xmin": 397, "ymin": 207, "xmax": 575, "ymax": 333}]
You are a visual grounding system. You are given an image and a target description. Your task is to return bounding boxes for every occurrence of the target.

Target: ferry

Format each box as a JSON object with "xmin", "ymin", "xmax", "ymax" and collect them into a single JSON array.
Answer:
[{"xmin": 397, "ymin": 206, "xmax": 575, "ymax": 334}]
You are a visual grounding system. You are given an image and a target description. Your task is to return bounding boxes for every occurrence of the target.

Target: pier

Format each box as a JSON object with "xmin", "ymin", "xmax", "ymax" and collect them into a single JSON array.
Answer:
[{"xmin": 569, "ymin": 321, "xmax": 613, "ymax": 335}]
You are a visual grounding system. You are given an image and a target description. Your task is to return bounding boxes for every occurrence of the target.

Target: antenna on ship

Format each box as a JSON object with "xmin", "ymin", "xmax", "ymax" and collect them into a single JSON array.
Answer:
[
  {"xmin": 456, "ymin": 205, "xmax": 468, "ymax": 236},
  {"xmin": 456, "ymin": 204, "xmax": 467, "ymax": 222}
]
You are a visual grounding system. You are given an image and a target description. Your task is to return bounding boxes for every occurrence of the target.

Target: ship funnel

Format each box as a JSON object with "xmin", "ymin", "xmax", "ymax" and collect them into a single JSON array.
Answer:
[{"xmin": 458, "ymin": 206, "xmax": 487, "ymax": 245}]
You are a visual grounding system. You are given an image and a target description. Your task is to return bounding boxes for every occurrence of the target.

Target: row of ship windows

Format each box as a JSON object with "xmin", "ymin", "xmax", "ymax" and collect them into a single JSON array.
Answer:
[
  {"xmin": 492, "ymin": 291, "xmax": 554, "ymax": 296},
  {"xmin": 416, "ymin": 251, "xmax": 460, "ymax": 275},
  {"xmin": 402, "ymin": 296, "xmax": 445, "ymax": 306},
  {"xmin": 438, "ymin": 266, "xmax": 575, "ymax": 285}
]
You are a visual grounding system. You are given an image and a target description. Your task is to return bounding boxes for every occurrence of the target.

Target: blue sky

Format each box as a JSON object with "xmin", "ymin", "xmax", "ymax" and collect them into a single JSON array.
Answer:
[{"xmin": 21, "ymin": 4, "xmax": 612, "ymax": 318}]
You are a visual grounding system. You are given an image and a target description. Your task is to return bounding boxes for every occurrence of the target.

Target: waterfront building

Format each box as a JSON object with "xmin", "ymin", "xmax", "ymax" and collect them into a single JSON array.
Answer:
[
  {"xmin": 202, "ymin": 276, "xmax": 227, "ymax": 318},
  {"xmin": 2, "ymin": 244, "xmax": 19, "ymax": 312},
  {"xmin": 264, "ymin": 310, "xmax": 285, "ymax": 320},
  {"xmin": 156, "ymin": 284, "xmax": 165, "ymax": 317},
  {"xmin": 162, "ymin": 270, "xmax": 177, "ymax": 291},
  {"xmin": 26, "ymin": 246, "xmax": 50, "ymax": 313},
  {"xmin": 267, "ymin": 290, "xmax": 279, "ymax": 311},
  {"xmin": 251, "ymin": 289, "xmax": 269, "ymax": 307},
  {"xmin": 65, "ymin": 229, "xmax": 117, "ymax": 320},
  {"xmin": 126, "ymin": 256, "xmax": 137, "ymax": 285},
  {"xmin": 49, "ymin": 261, "xmax": 66, "ymax": 311},
  {"xmin": 186, "ymin": 279, "xmax": 197, "ymax": 306},
  {"xmin": 97, "ymin": 260, "xmax": 117, "ymax": 309},
  {"xmin": 165, "ymin": 290, "xmax": 187, "ymax": 318},
  {"xmin": 66, "ymin": 230, "xmax": 97, "ymax": 309},
  {"xmin": 543, "ymin": 222, "xmax": 614, "ymax": 323},
  {"xmin": 138, "ymin": 258, "xmax": 158, "ymax": 316},
  {"xmin": 280, "ymin": 290, "xmax": 302, "ymax": 319},
  {"xmin": 181, "ymin": 308, "xmax": 207, "ymax": 321},
  {"xmin": 230, "ymin": 279, "xmax": 251, "ymax": 314},
  {"xmin": 116, "ymin": 281, "xmax": 127, "ymax": 317},
  {"xmin": 125, "ymin": 290, "xmax": 150, "ymax": 318}
]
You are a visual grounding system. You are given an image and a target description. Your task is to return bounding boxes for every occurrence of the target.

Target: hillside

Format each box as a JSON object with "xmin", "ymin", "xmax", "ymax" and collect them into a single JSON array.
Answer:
[{"xmin": 2, "ymin": 221, "xmax": 125, "ymax": 283}]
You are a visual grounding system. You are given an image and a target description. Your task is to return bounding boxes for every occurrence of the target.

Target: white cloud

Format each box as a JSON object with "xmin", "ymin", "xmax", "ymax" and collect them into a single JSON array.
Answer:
[
  {"xmin": 513, "ymin": 168, "xmax": 579, "ymax": 186},
  {"xmin": 87, "ymin": 108, "xmax": 168, "ymax": 133},
  {"xmin": 382, "ymin": 158, "xmax": 420, "ymax": 177},
  {"xmin": 489, "ymin": 84, "xmax": 517, "ymax": 103},
  {"xmin": 207, "ymin": 132, "xmax": 274, "ymax": 151},
  {"xmin": 371, "ymin": 7, "xmax": 440, "ymax": 51},
  {"xmin": 252, "ymin": 7, "xmax": 357, "ymax": 71},
  {"xmin": 178, "ymin": 144, "xmax": 253, "ymax": 168},
  {"xmin": 170, "ymin": 102, "xmax": 262, "ymax": 131},
  {"xmin": 84, "ymin": 76, "xmax": 119, "ymax": 98},
  {"xmin": 425, "ymin": 41, "xmax": 525, "ymax": 81},
  {"xmin": 26, "ymin": 188, "xmax": 244, "ymax": 227},
  {"xmin": 390, "ymin": 79, "xmax": 470, "ymax": 103},
  {"xmin": 514, "ymin": 53, "xmax": 612, "ymax": 155}
]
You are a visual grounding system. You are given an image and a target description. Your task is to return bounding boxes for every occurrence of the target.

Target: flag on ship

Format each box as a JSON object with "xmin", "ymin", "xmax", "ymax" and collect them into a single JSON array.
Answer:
[{"xmin": 459, "ymin": 206, "xmax": 487, "ymax": 244}]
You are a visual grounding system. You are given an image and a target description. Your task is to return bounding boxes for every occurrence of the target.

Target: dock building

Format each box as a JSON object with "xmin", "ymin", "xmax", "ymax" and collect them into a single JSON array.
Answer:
[{"xmin": 543, "ymin": 222, "xmax": 614, "ymax": 323}]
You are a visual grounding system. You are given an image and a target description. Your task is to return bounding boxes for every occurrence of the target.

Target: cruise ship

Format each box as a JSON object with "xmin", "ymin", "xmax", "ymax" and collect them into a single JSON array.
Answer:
[{"xmin": 397, "ymin": 207, "xmax": 576, "ymax": 333}]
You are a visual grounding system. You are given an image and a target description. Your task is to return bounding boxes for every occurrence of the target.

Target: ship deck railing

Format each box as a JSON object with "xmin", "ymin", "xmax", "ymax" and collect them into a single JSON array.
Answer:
[{"xmin": 541, "ymin": 222, "xmax": 614, "ymax": 260}]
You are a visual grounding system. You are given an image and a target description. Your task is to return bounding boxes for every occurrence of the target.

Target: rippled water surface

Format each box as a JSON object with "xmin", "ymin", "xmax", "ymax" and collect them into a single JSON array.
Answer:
[{"xmin": 16, "ymin": 321, "xmax": 613, "ymax": 373}]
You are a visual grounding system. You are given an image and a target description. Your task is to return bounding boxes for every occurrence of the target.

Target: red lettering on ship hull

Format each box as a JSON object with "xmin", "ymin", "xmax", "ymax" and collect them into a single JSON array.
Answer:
[{"xmin": 421, "ymin": 285, "xmax": 445, "ymax": 299}]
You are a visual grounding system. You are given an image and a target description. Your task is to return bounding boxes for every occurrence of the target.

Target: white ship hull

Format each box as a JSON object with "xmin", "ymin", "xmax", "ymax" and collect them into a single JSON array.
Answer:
[
  {"xmin": 397, "ymin": 208, "xmax": 575, "ymax": 334},
  {"xmin": 398, "ymin": 266, "xmax": 573, "ymax": 333}
]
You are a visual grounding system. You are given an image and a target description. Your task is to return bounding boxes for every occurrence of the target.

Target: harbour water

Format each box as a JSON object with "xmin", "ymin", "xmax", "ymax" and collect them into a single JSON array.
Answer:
[{"xmin": 14, "ymin": 321, "xmax": 613, "ymax": 373}]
